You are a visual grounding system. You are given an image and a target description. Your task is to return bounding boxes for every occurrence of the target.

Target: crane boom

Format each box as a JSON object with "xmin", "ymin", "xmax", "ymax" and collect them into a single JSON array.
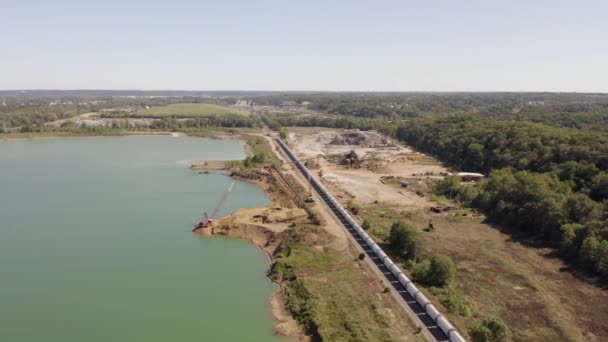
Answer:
[
  {"xmin": 211, "ymin": 180, "xmax": 235, "ymax": 219},
  {"xmin": 193, "ymin": 180, "xmax": 236, "ymax": 232}
]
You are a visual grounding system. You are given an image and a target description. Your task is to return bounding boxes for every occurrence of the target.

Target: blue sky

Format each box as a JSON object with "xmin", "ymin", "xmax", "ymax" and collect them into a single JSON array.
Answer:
[{"xmin": 1, "ymin": 0, "xmax": 607, "ymax": 91}]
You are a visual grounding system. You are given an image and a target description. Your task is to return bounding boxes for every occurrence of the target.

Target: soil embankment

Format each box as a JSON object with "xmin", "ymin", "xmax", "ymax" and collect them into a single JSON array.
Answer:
[{"xmin": 194, "ymin": 167, "xmax": 310, "ymax": 340}]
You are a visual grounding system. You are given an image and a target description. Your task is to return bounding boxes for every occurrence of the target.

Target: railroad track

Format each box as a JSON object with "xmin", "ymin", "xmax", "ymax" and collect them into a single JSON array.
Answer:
[{"xmin": 275, "ymin": 138, "xmax": 465, "ymax": 342}]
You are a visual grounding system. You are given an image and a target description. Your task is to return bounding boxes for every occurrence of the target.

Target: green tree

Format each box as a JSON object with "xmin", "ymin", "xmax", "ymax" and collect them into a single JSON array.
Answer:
[
  {"xmin": 466, "ymin": 142, "xmax": 485, "ymax": 169},
  {"xmin": 388, "ymin": 222, "xmax": 421, "ymax": 261},
  {"xmin": 579, "ymin": 236, "xmax": 600, "ymax": 269},
  {"xmin": 434, "ymin": 175, "xmax": 460, "ymax": 198},
  {"xmin": 414, "ymin": 255, "xmax": 455, "ymax": 287},
  {"xmin": 559, "ymin": 223, "xmax": 583, "ymax": 258},
  {"xmin": 361, "ymin": 218, "xmax": 371, "ymax": 230},
  {"xmin": 565, "ymin": 193, "xmax": 599, "ymax": 222},
  {"xmin": 279, "ymin": 128, "xmax": 288, "ymax": 140},
  {"xmin": 251, "ymin": 152, "xmax": 268, "ymax": 164},
  {"xmin": 470, "ymin": 318, "xmax": 511, "ymax": 342},
  {"xmin": 590, "ymin": 172, "xmax": 608, "ymax": 201},
  {"xmin": 598, "ymin": 240, "xmax": 608, "ymax": 277}
]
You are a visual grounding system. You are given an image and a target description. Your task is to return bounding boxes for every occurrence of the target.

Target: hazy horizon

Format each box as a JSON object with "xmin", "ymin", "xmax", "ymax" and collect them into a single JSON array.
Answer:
[
  {"xmin": 2, "ymin": 89, "xmax": 608, "ymax": 94},
  {"xmin": 3, "ymin": 0, "xmax": 607, "ymax": 92}
]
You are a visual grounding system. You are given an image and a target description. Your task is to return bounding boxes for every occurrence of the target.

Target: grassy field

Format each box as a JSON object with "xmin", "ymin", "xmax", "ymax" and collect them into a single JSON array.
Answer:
[
  {"xmin": 358, "ymin": 202, "xmax": 608, "ymax": 341},
  {"xmin": 134, "ymin": 103, "xmax": 248, "ymax": 117},
  {"xmin": 270, "ymin": 225, "xmax": 422, "ymax": 341},
  {"xmin": 241, "ymin": 134, "xmax": 276, "ymax": 158}
]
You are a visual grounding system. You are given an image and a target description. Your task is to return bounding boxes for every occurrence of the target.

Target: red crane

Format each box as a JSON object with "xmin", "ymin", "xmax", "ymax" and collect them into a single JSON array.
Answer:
[{"xmin": 192, "ymin": 180, "xmax": 236, "ymax": 232}]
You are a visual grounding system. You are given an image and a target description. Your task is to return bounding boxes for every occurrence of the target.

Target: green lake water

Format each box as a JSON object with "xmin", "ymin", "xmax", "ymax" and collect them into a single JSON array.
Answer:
[{"xmin": 0, "ymin": 136, "xmax": 283, "ymax": 342}]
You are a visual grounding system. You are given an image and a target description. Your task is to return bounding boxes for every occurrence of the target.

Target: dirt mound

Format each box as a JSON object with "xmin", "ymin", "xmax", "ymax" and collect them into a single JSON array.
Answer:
[{"xmin": 201, "ymin": 221, "xmax": 283, "ymax": 252}]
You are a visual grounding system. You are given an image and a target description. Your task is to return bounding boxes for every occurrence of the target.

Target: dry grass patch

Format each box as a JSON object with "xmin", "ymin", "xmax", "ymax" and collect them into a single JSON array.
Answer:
[
  {"xmin": 360, "ymin": 203, "xmax": 608, "ymax": 341},
  {"xmin": 270, "ymin": 225, "xmax": 422, "ymax": 341}
]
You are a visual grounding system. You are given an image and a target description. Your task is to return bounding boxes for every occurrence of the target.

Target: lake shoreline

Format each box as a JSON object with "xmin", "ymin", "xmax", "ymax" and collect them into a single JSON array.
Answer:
[
  {"xmin": 195, "ymin": 167, "xmax": 309, "ymax": 341},
  {"xmin": 2, "ymin": 131, "xmax": 301, "ymax": 340},
  {"xmin": 0, "ymin": 135, "xmax": 283, "ymax": 341},
  {"xmin": 0, "ymin": 129, "xmax": 248, "ymax": 142}
]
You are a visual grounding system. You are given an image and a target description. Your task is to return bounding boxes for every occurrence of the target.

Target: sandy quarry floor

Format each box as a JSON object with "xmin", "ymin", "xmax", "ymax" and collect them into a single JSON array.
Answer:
[
  {"xmin": 218, "ymin": 205, "xmax": 308, "ymax": 234},
  {"xmin": 290, "ymin": 130, "xmax": 448, "ymax": 207},
  {"xmin": 46, "ymin": 112, "xmax": 159, "ymax": 128}
]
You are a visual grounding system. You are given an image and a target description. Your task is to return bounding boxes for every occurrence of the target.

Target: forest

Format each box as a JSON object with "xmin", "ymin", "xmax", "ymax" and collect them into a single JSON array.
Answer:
[
  {"xmin": 254, "ymin": 92, "xmax": 608, "ymax": 126},
  {"xmin": 397, "ymin": 116, "xmax": 608, "ymax": 278},
  {"xmin": 0, "ymin": 102, "xmax": 94, "ymax": 130}
]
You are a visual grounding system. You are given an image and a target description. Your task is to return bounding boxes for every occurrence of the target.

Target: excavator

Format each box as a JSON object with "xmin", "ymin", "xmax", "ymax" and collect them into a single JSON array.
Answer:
[{"xmin": 193, "ymin": 180, "xmax": 236, "ymax": 232}]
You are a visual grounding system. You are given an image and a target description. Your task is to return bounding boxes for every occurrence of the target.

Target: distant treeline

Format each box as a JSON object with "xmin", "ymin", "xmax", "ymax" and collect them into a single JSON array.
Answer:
[
  {"xmin": 5, "ymin": 92, "xmax": 608, "ymax": 132},
  {"xmin": 0, "ymin": 103, "xmax": 94, "ymax": 131},
  {"xmin": 257, "ymin": 93, "xmax": 608, "ymax": 131},
  {"xmin": 394, "ymin": 116, "xmax": 608, "ymax": 173},
  {"xmin": 478, "ymin": 103, "xmax": 608, "ymax": 131},
  {"xmin": 255, "ymin": 92, "xmax": 608, "ymax": 122},
  {"xmin": 0, "ymin": 90, "xmax": 291, "ymax": 99}
]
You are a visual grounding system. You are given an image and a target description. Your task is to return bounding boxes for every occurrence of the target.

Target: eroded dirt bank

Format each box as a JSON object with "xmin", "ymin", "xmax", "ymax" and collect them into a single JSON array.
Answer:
[{"xmin": 194, "ymin": 168, "xmax": 310, "ymax": 341}]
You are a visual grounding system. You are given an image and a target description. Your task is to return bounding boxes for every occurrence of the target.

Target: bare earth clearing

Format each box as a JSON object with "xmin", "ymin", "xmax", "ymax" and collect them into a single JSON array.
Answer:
[{"xmin": 290, "ymin": 130, "xmax": 446, "ymax": 208}]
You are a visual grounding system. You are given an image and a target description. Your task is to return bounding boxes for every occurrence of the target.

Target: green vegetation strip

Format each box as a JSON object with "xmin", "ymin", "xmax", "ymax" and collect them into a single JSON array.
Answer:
[{"xmin": 134, "ymin": 103, "xmax": 248, "ymax": 117}]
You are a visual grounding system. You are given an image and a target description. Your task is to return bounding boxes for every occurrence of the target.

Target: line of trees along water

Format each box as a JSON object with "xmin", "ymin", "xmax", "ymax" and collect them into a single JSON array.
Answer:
[{"xmin": 269, "ymin": 113, "xmax": 608, "ymax": 280}]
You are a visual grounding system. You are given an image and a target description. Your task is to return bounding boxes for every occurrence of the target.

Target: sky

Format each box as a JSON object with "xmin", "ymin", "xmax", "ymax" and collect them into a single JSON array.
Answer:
[{"xmin": 1, "ymin": 0, "xmax": 607, "ymax": 92}]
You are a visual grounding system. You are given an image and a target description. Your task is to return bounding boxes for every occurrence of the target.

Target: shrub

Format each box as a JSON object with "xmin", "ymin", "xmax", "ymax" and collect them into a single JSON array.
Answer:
[
  {"xmin": 284, "ymin": 280, "xmax": 315, "ymax": 331},
  {"xmin": 347, "ymin": 200, "xmax": 361, "ymax": 215},
  {"xmin": 413, "ymin": 260, "xmax": 431, "ymax": 282},
  {"xmin": 441, "ymin": 289, "xmax": 472, "ymax": 316},
  {"xmin": 434, "ymin": 175, "xmax": 460, "ymax": 197},
  {"xmin": 414, "ymin": 255, "xmax": 455, "ymax": 287},
  {"xmin": 361, "ymin": 218, "xmax": 371, "ymax": 230},
  {"xmin": 388, "ymin": 221, "xmax": 422, "ymax": 261},
  {"xmin": 270, "ymin": 259, "xmax": 294, "ymax": 281},
  {"xmin": 279, "ymin": 128, "xmax": 288, "ymax": 140},
  {"xmin": 308, "ymin": 209, "xmax": 326, "ymax": 226},
  {"xmin": 470, "ymin": 317, "xmax": 511, "ymax": 342}
]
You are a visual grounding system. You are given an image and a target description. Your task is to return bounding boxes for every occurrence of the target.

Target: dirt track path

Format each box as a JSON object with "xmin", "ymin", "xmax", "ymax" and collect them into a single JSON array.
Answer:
[{"xmin": 46, "ymin": 112, "xmax": 97, "ymax": 127}]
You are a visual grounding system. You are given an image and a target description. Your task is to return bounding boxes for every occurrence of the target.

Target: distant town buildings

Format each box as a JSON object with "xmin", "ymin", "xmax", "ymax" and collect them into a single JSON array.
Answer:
[{"xmin": 526, "ymin": 100, "xmax": 545, "ymax": 106}]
